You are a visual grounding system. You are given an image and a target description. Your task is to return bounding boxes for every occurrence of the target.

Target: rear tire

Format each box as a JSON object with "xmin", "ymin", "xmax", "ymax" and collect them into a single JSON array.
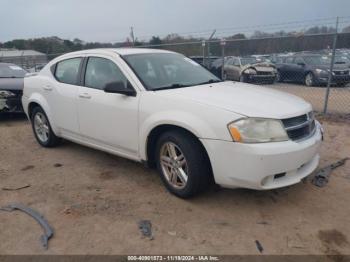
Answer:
[
  {"xmin": 155, "ymin": 130, "xmax": 212, "ymax": 198},
  {"xmin": 31, "ymin": 107, "xmax": 61, "ymax": 147}
]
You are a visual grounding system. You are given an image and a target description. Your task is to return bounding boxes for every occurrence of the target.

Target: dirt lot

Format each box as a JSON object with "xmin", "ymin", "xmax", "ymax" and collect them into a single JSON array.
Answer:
[
  {"xmin": 268, "ymin": 83, "xmax": 350, "ymax": 114},
  {"xmin": 0, "ymin": 114, "xmax": 350, "ymax": 255}
]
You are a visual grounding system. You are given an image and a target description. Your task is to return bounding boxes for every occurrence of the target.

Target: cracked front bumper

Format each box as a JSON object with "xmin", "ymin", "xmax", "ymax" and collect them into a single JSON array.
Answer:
[{"xmin": 0, "ymin": 90, "xmax": 23, "ymax": 113}]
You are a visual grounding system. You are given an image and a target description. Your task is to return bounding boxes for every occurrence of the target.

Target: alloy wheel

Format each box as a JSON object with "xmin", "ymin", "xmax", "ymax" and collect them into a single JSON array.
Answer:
[
  {"xmin": 159, "ymin": 142, "xmax": 188, "ymax": 189},
  {"xmin": 305, "ymin": 73, "xmax": 314, "ymax": 87},
  {"xmin": 34, "ymin": 112, "xmax": 50, "ymax": 143}
]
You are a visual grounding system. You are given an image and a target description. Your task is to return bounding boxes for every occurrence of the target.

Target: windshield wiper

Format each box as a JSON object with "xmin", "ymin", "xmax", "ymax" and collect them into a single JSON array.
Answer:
[
  {"xmin": 0, "ymin": 76, "xmax": 20, "ymax": 78},
  {"xmin": 196, "ymin": 79, "xmax": 223, "ymax": 86},
  {"xmin": 152, "ymin": 79, "xmax": 222, "ymax": 91},
  {"xmin": 153, "ymin": 83, "xmax": 190, "ymax": 91}
]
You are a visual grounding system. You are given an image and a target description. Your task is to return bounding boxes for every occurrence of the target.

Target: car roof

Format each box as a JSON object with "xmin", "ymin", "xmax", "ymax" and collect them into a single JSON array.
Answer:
[{"xmin": 60, "ymin": 48, "xmax": 174, "ymax": 57}]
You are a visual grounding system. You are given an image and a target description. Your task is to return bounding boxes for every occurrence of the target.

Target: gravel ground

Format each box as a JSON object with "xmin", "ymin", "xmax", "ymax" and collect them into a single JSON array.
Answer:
[{"xmin": 0, "ymin": 114, "xmax": 349, "ymax": 255}]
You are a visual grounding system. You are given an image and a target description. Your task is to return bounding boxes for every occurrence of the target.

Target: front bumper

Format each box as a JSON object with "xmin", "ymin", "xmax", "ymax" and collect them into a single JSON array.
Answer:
[
  {"xmin": 316, "ymin": 74, "xmax": 350, "ymax": 85},
  {"xmin": 246, "ymin": 74, "xmax": 276, "ymax": 83},
  {"xmin": 0, "ymin": 90, "xmax": 23, "ymax": 113},
  {"xmin": 200, "ymin": 125, "xmax": 322, "ymax": 190}
]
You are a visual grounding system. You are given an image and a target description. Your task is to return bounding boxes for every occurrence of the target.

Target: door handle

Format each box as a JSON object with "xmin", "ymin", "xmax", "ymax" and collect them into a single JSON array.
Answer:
[
  {"xmin": 43, "ymin": 85, "xmax": 53, "ymax": 91},
  {"xmin": 79, "ymin": 93, "xmax": 91, "ymax": 99}
]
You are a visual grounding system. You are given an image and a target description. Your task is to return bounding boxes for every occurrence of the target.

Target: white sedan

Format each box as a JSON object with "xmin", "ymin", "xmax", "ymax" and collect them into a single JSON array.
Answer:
[{"xmin": 22, "ymin": 48, "xmax": 322, "ymax": 198}]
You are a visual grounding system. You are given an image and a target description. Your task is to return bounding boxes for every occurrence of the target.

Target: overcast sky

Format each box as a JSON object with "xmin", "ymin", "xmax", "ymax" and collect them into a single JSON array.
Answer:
[{"xmin": 1, "ymin": 0, "xmax": 350, "ymax": 43}]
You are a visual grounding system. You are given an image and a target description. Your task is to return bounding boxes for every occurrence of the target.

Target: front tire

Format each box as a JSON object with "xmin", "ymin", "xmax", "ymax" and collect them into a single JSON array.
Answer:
[
  {"xmin": 31, "ymin": 107, "xmax": 61, "ymax": 147},
  {"xmin": 223, "ymin": 72, "xmax": 228, "ymax": 80},
  {"xmin": 305, "ymin": 72, "xmax": 315, "ymax": 87},
  {"xmin": 155, "ymin": 130, "xmax": 212, "ymax": 198},
  {"xmin": 275, "ymin": 71, "xmax": 283, "ymax": 82},
  {"xmin": 239, "ymin": 74, "xmax": 247, "ymax": 83}
]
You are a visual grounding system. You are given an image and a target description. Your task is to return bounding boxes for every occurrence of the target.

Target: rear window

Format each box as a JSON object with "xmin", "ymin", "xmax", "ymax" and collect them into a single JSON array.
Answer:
[{"xmin": 55, "ymin": 58, "xmax": 82, "ymax": 85}]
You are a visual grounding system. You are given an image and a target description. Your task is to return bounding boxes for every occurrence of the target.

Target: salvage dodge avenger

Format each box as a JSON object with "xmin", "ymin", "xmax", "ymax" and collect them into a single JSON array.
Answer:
[{"xmin": 22, "ymin": 49, "xmax": 323, "ymax": 198}]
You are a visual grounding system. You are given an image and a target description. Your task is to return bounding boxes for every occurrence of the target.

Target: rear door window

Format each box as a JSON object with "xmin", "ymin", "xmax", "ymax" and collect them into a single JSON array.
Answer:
[{"xmin": 55, "ymin": 58, "xmax": 82, "ymax": 85}]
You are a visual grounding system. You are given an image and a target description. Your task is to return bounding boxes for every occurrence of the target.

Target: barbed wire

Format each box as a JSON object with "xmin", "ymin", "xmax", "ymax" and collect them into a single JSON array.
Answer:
[{"xmin": 121, "ymin": 16, "xmax": 350, "ymax": 42}]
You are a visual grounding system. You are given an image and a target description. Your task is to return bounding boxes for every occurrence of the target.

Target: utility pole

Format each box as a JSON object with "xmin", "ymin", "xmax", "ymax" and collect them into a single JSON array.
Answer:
[{"xmin": 323, "ymin": 17, "xmax": 339, "ymax": 114}]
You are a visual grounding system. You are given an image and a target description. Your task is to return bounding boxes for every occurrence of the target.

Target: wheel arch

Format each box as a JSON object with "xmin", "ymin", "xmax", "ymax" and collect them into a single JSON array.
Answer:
[
  {"xmin": 26, "ymin": 95, "xmax": 59, "ymax": 134},
  {"xmin": 144, "ymin": 124, "xmax": 213, "ymax": 175}
]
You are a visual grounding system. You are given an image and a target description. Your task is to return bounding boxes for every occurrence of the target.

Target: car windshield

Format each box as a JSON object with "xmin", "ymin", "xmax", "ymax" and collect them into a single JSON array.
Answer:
[
  {"xmin": 122, "ymin": 53, "xmax": 221, "ymax": 90},
  {"xmin": 0, "ymin": 64, "xmax": 27, "ymax": 78},
  {"xmin": 240, "ymin": 57, "xmax": 258, "ymax": 65},
  {"xmin": 0, "ymin": 64, "xmax": 26, "ymax": 78},
  {"xmin": 303, "ymin": 56, "xmax": 330, "ymax": 65}
]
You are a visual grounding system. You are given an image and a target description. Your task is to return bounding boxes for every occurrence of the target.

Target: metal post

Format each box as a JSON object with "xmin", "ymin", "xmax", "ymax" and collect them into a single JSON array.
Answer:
[
  {"xmin": 221, "ymin": 39, "xmax": 226, "ymax": 80},
  {"xmin": 202, "ymin": 40, "xmax": 206, "ymax": 66},
  {"xmin": 207, "ymin": 30, "xmax": 216, "ymax": 69},
  {"xmin": 323, "ymin": 17, "xmax": 339, "ymax": 114}
]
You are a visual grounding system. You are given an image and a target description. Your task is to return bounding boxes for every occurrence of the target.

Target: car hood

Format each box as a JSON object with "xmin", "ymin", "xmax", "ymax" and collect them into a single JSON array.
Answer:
[
  {"xmin": 309, "ymin": 64, "xmax": 349, "ymax": 70},
  {"xmin": 0, "ymin": 78, "xmax": 24, "ymax": 91},
  {"xmin": 156, "ymin": 81, "xmax": 311, "ymax": 119}
]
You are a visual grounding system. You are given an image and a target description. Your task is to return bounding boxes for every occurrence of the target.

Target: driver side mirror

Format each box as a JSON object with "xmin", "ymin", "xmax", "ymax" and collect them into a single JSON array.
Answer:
[
  {"xmin": 297, "ymin": 62, "xmax": 306, "ymax": 67},
  {"xmin": 104, "ymin": 81, "xmax": 136, "ymax": 97}
]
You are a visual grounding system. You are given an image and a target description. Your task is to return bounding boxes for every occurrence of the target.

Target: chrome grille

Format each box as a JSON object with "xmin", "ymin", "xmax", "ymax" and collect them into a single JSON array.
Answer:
[
  {"xmin": 333, "ymin": 70, "xmax": 349, "ymax": 76},
  {"xmin": 281, "ymin": 112, "xmax": 316, "ymax": 141},
  {"xmin": 257, "ymin": 71, "xmax": 273, "ymax": 76}
]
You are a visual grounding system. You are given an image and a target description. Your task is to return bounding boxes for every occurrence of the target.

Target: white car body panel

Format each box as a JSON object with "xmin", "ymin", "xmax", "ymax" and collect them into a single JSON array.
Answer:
[{"xmin": 22, "ymin": 48, "xmax": 322, "ymax": 190}]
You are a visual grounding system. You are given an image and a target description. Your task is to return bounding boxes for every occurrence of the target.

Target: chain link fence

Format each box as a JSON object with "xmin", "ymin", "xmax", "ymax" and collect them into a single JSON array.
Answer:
[
  {"xmin": 139, "ymin": 32, "xmax": 350, "ymax": 115},
  {"xmin": 1, "ymin": 19, "xmax": 350, "ymax": 116}
]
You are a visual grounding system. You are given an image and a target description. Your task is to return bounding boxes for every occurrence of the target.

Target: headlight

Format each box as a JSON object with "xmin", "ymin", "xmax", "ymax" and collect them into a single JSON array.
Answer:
[
  {"xmin": 0, "ymin": 91, "xmax": 16, "ymax": 98},
  {"xmin": 315, "ymin": 69, "xmax": 327, "ymax": 75},
  {"xmin": 228, "ymin": 118, "xmax": 289, "ymax": 143},
  {"xmin": 244, "ymin": 69, "xmax": 257, "ymax": 75}
]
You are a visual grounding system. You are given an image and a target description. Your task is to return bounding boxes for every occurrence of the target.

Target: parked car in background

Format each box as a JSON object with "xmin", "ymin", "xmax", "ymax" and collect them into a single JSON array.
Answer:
[
  {"xmin": 22, "ymin": 48, "xmax": 322, "ymax": 198},
  {"xmin": 189, "ymin": 56, "xmax": 220, "ymax": 70},
  {"xmin": 223, "ymin": 56, "xmax": 277, "ymax": 84},
  {"xmin": 0, "ymin": 63, "xmax": 26, "ymax": 113},
  {"xmin": 333, "ymin": 55, "xmax": 350, "ymax": 67},
  {"xmin": 277, "ymin": 54, "xmax": 350, "ymax": 87},
  {"xmin": 209, "ymin": 57, "xmax": 226, "ymax": 79}
]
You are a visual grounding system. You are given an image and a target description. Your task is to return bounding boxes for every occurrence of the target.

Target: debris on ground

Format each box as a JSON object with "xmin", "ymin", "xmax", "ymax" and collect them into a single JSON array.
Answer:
[
  {"xmin": 138, "ymin": 220, "xmax": 153, "ymax": 240},
  {"xmin": 2, "ymin": 184, "xmax": 31, "ymax": 191},
  {"xmin": 53, "ymin": 163, "xmax": 63, "ymax": 168},
  {"xmin": 312, "ymin": 158, "xmax": 349, "ymax": 187},
  {"xmin": 21, "ymin": 165, "xmax": 35, "ymax": 171},
  {"xmin": 256, "ymin": 221, "xmax": 270, "ymax": 225},
  {"xmin": 0, "ymin": 203, "xmax": 54, "ymax": 249},
  {"xmin": 168, "ymin": 231, "xmax": 177, "ymax": 236},
  {"xmin": 255, "ymin": 240, "xmax": 264, "ymax": 253}
]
